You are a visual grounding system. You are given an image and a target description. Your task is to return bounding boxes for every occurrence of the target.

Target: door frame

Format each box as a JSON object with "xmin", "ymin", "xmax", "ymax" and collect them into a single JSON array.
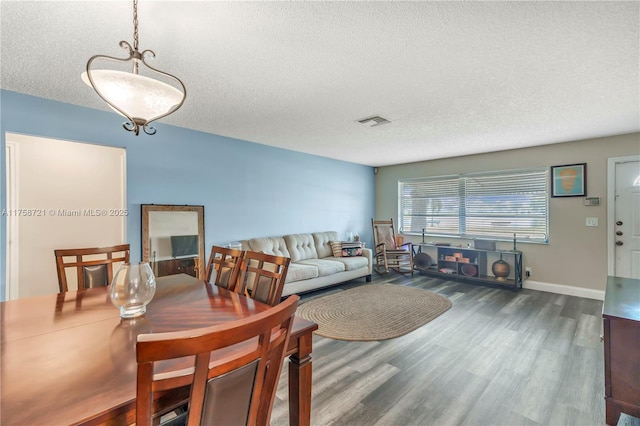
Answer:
[
  {"xmin": 607, "ymin": 155, "xmax": 640, "ymax": 277},
  {"xmin": 5, "ymin": 141, "xmax": 19, "ymax": 300}
]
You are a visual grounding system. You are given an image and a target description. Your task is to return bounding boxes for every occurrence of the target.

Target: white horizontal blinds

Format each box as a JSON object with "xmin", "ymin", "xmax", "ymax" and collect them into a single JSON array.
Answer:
[
  {"xmin": 464, "ymin": 169, "xmax": 548, "ymax": 241},
  {"xmin": 399, "ymin": 177, "xmax": 460, "ymax": 236},
  {"xmin": 399, "ymin": 168, "xmax": 549, "ymax": 242}
]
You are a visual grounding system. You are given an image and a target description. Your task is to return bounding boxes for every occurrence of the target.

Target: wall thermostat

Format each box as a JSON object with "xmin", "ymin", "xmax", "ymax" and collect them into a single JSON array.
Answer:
[{"xmin": 584, "ymin": 197, "xmax": 600, "ymax": 206}]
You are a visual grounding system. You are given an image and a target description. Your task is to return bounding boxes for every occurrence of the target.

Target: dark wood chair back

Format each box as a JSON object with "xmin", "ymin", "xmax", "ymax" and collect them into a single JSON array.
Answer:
[
  {"xmin": 237, "ymin": 251, "xmax": 290, "ymax": 306},
  {"xmin": 54, "ymin": 244, "xmax": 130, "ymax": 293},
  {"xmin": 135, "ymin": 294, "xmax": 299, "ymax": 426},
  {"xmin": 204, "ymin": 245, "xmax": 245, "ymax": 291}
]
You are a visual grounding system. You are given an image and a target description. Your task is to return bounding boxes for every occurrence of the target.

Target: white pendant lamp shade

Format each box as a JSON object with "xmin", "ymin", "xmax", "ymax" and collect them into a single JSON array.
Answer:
[
  {"xmin": 81, "ymin": 69, "xmax": 183, "ymax": 123},
  {"xmin": 82, "ymin": 0, "xmax": 186, "ymax": 135}
]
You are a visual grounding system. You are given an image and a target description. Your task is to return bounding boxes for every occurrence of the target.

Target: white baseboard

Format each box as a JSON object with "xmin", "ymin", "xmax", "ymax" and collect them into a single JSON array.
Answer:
[{"xmin": 523, "ymin": 279, "xmax": 604, "ymax": 301}]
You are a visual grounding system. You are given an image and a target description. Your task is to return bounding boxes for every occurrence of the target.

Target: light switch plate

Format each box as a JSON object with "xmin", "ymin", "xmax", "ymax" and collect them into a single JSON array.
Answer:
[{"xmin": 586, "ymin": 217, "xmax": 598, "ymax": 227}]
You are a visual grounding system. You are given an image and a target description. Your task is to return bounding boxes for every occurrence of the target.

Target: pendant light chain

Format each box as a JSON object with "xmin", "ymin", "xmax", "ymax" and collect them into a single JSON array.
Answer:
[
  {"xmin": 132, "ymin": 0, "xmax": 139, "ymax": 74},
  {"xmin": 133, "ymin": 0, "xmax": 139, "ymax": 51}
]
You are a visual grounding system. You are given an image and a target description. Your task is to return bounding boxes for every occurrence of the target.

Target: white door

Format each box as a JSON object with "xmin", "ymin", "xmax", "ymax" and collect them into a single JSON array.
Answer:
[
  {"xmin": 613, "ymin": 159, "xmax": 640, "ymax": 279},
  {"xmin": 5, "ymin": 133, "xmax": 126, "ymax": 299}
]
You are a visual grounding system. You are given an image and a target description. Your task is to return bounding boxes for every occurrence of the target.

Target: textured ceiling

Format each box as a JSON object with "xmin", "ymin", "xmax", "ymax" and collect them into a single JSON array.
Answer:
[{"xmin": 1, "ymin": 1, "xmax": 638, "ymax": 166}]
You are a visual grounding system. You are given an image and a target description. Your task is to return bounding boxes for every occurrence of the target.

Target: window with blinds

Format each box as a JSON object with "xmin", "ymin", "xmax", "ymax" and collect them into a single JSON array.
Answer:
[{"xmin": 399, "ymin": 168, "xmax": 549, "ymax": 243}]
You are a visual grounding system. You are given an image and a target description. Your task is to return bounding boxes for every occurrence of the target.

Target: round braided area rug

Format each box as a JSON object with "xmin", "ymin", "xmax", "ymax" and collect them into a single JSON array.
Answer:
[{"xmin": 297, "ymin": 284, "xmax": 452, "ymax": 341}]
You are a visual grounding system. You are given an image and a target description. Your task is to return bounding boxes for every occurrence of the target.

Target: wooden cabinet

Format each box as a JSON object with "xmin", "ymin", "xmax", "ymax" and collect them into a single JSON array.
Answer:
[
  {"xmin": 414, "ymin": 244, "xmax": 523, "ymax": 289},
  {"xmin": 603, "ymin": 276, "xmax": 640, "ymax": 425},
  {"xmin": 155, "ymin": 258, "xmax": 197, "ymax": 278}
]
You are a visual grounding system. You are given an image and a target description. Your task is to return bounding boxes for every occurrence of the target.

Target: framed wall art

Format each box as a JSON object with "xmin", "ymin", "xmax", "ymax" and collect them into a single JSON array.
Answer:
[{"xmin": 551, "ymin": 163, "xmax": 586, "ymax": 197}]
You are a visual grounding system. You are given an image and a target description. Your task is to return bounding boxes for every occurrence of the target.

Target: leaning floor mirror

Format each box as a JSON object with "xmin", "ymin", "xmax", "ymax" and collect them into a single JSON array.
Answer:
[{"xmin": 141, "ymin": 204, "xmax": 205, "ymax": 279}]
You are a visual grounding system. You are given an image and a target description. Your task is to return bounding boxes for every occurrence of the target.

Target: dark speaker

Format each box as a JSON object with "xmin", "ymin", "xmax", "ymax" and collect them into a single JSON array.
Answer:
[{"xmin": 414, "ymin": 253, "xmax": 432, "ymax": 270}]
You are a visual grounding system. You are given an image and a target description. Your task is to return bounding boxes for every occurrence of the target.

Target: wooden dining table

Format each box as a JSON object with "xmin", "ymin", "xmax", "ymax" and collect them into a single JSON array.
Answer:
[{"xmin": 0, "ymin": 274, "xmax": 318, "ymax": 426}]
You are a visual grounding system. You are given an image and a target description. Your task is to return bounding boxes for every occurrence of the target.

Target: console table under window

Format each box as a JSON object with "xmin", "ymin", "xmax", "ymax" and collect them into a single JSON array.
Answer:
[{"xmin": 413, "ymin": 243, "xmax": 523, "ymax": 290}]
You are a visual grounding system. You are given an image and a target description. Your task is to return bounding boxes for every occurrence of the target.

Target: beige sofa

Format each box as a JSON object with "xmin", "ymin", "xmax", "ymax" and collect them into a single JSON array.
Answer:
[{"xmin": 240, "ymin": 231, "xmax": 372, "ymax": 296}]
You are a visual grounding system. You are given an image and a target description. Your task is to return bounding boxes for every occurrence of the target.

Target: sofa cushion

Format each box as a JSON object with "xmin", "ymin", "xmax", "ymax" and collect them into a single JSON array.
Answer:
[
  {"xmin": 284, "ymin": 263, "xmax": 319, "ymax": 283},
  {"xmin": 312, "ymin": 231, "xmax": 340, "ymax": 258},
  {"xmin": 342, "ymin": 247, "xmax": 362, "ymax": 257},
  {"xmin": 329, "ymin": 241, "xmax": 343, "ymax": 257},
  {"xmin": 330, "ymin": 241, "xmax": 364, "ymax": 257},
  {"xmin": 284, "ymin": 234, "xmax": 318, "ymax": 262},
  {"xmin": 247, "ymin": 237, "xmax": 290, "ymax": 257},
  {"xmin": 298, "ymin": 259, "xmax": 345, "ymax": 277},
  {"xmin": 329, "ymin": 255, "xmax": 369, "ymax": 271}
]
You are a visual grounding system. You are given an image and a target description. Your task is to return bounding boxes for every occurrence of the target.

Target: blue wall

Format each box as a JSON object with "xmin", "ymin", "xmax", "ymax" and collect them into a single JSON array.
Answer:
[{"xmin": 0, "ymin": 90, "xmax": 375, "ymax": 299}]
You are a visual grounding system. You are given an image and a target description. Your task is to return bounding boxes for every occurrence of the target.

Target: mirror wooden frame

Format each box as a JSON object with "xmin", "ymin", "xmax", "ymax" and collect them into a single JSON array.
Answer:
[{"xmin": 141, "ymin": 204, "xmax": 205, "ymax": 279}]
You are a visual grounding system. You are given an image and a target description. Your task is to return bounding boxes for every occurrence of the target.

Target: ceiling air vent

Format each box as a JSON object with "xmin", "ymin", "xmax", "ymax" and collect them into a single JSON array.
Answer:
[{"xmin": 358, "ymin": 115, "xmax": 391, "ymax": 127}]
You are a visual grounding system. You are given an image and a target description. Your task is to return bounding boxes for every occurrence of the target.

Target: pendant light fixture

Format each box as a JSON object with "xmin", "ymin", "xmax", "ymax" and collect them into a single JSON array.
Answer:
[{"xmin": 81, "ymin": 0, "xmax": 186, "ymax": 135}]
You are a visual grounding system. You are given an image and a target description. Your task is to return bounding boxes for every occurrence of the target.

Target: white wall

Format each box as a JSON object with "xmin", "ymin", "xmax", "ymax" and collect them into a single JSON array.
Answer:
[{"xmin": 5, "ymin": 133, "xmax": 126, "ymax": 298}]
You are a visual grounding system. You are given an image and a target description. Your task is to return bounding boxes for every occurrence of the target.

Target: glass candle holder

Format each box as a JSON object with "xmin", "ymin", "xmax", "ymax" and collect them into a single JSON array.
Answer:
[{"xmin": 110, "ymin": 262, "xmax": 156, "ymax": 318}]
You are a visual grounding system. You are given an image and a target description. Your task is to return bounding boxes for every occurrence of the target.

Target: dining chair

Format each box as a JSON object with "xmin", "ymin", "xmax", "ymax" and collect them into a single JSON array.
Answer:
[
  {"xmin": 135, "ymin": 294, "xmax": 300, "ymax": 426},
  {"xmin": 54, "ymin": 244, "xmax": 130, "ymax": 293},
  {"xmin": 204, "ymin": 245, "xmax": 245, "ymax": 291},
  {"xmin": 236, "ymin": 251, "xmax": 291, "ymax": 306},
  {"xmin": 371, "ymin": 218, "xmax": 414, "ymax": 274}
]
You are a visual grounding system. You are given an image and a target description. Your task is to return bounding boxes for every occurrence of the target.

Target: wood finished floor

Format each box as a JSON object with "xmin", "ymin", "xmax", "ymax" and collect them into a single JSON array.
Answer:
[{"xmin": 271, "ymin": 273, "xmax": 612, "ymax": 426}]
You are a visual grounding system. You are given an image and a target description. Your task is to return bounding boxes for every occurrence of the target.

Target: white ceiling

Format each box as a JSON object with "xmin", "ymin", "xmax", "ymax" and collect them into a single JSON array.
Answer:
[{"xmin": 1, "ymin": 1, "xmax": 638, "ymax": 167}]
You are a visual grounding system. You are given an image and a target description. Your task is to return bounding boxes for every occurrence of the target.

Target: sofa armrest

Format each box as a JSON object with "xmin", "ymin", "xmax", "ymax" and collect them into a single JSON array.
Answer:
[{"xmin": 362, "ymin": 248, "xmax": 373, "ymax": 274}]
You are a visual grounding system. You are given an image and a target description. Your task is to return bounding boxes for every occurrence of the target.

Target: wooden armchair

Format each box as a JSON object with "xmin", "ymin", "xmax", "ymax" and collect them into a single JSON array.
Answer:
[
  {"xmin": 371, "ymin": 218, "xmax": 414, "ymax": 274},
  {"xmin": 204, "ymin": 245, "xmax": 245, "ymax": 292},
  {"xmin": 136, "ymin": 295, "xmax": 299, "ymax": 426},
  {"xmin": 54, "ymin": 244, "xmax": 130, "ymax": 293}
]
